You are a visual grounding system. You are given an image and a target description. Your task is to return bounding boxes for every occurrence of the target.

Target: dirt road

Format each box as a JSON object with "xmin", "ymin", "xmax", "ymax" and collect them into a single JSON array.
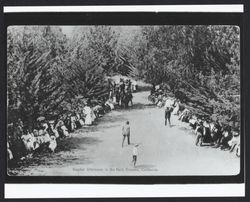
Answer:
[{"xmin": 8, "ymin": 91, "xmax": 240, "ymax": 176}]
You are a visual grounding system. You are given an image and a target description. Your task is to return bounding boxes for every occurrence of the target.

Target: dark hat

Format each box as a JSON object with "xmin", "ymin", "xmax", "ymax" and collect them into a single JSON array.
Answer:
[{"xmin": 198, "ymin": 120, "xmax": 204, "ymax": 125}]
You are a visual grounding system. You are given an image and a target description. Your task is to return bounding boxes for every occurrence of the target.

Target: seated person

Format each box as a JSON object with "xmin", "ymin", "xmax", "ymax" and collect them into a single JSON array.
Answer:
[
  {"xmin": 179, "ymin": 109, "xmax": 190, "ymax": 121},
  {"xmin": 38, "ymin": 127, "xmax": 51, "ymax": 145},
  {"xmin": 105, "ymin": 98, "xmax": 115, "ymax": 110},
  {"xmin": 75, "ymin": 113, "xmax": 83, "ymax": 128},
  {"xmin": 70, "ymin": 115, "xmax": 77, "ymax": 132},
  {"xmin": 64, "ymin": 115, "xmax": 73, "ymax": 132},
  {"xmin": 228, "ymin": 131, "xmax": 240, "ymax": 153},
  {"xmin": 211, "ymin": 120, "xmax": 223, "ymax": 146},
  {"xmin": 94, "ymin": 104, "xmax": 105, "ymax": 117},
  {"xmin": 236, "ymin": 144, "xmax": 240, "ymax": 157},
  {"xmin": 55, "ymin": 119, "xmax": 69, "ymax": 137},
  {"xmin": 202, "ymin": 120, "xmax": 213, "ymax": 144},
  {"xmin": 189, "ymin": 116, "xmax": 198, "ymax": 129},
  {"xmin": 48, "ymin": 120, "xmax": 59, "ymax": 138},
  {"xmin": 195, "ymin": 121, "xmax": 204, "ymax": 146},
  {"xmin": 21, "ymin": 127, "xmax": 36, "ymax": 153},
  {"xmin": 173, "ymin": 100, "xmax": 181, "ymax": 115},
  {"xmin": 48, "ymin": 136, "xmax": 57, "ymax": 152},
  {"xmin": 219, "ymin": 128, "xmax": 233, "ymax": 150}
]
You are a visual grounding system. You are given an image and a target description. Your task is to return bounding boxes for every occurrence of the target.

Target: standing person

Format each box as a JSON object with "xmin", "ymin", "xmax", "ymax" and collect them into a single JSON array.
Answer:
[
  {"xmin": 150, "ymin": 83, "xmax": 156, "ymax": 95},
  {"xmin": 115, "ymin": 87, "xmax": 120, "ymax": 106},
  {"xmin": 112, "ymin": 82, "xmax": 117, "ymax": 103},
  {"xmin": 120, "ymin": 79, "xmax": 125, "ymax": 94},
  {"xmin": 165, "ymin": 107, "xmax": 172, "ymax": 127},
  {"xmin": 132, "ymin": 144, "xmax": 139, "ymax": 167},
  {"xmin": 128, "ymin": 91, "xmax": 133, "ymax": 107},
  {"xmin": 220, "ymin": 127, "xmax": 233, "ymax": 150},
  {"xmin": 128, "ymin": 79, "xmax": 132, "ymax": 92},
  {"xmin": 122, "ymin": 121, "xmax": 130, "ymax": 147},
  {"xmin": 83, "ymin": 104, "xmax": 92, "ymax": 126},
  {"xmin": 164, "ymin": 97, "xmax": 174, "ymax": 126},
  {"xmin": 195, "ymin": 121, "xmax": 204, "ymax": 146},
  {"xmin": 109, "ymin": 89, "xmax": 113, "ymax": 100},
  {"xmin": 113, "ymin": 81, "xmax": 116, "ymax": 92},
  {"xmin": 132, "ymin": 80, "xmax": 137, "ymax": 92}
]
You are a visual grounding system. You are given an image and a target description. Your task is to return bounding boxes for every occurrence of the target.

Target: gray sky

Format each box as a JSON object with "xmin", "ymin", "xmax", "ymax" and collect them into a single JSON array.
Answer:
[
  {"xmin": 60, "ymin": 26, "xmax": 140, "ymax": 38},
  {"xmin": 60, "ymin": 26, "xmax": 75, "ymax": 37}
]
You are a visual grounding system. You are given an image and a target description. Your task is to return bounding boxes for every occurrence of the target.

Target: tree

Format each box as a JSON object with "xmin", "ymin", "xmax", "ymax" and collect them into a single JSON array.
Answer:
[
  {"xmin": 124, "ymin": 25, "xmax": 240, "ymax": 128},
  {"xmin": 7, "ymin": 26, "xmax": 68, "ymax": 126}
]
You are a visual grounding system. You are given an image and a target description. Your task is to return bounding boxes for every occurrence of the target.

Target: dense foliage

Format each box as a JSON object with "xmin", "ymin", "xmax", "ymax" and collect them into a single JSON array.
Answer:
[
  {"xmin": 7, "ymin": 25, "xmax": 240, "ymax": 130},
  {"xmin": 8, "ymin": 26, "xmax": 119, "ymax": 126},
  {"xmin": 122, "ymin": 25, "xmax": 240, "ymax": 129}
]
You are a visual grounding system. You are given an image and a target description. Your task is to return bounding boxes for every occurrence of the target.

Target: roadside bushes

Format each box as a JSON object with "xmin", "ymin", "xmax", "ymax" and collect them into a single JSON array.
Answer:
[{"xmin": 124, "ymin": 25, "xmax": 240, "ymax": 129}]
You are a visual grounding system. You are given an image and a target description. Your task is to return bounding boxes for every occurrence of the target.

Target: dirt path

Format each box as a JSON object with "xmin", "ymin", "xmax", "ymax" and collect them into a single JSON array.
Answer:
[{"xmin": 8, "ymin": 91, "xmax": 240, "ymax": 176}]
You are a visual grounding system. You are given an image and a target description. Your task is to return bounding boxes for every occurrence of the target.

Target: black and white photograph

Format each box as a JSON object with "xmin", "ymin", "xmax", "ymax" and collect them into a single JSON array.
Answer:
[{"xmin": 6, "ymin": 24, "xmax": 241, "ymax": 177}]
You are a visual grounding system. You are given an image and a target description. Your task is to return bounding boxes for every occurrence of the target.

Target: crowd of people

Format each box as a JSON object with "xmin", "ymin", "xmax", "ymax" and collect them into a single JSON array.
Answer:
[
  {"xmin": 8, "ymin": 78, "xmax": 136, "ymax": 162},
  {"xmin": 108, "ymin": 77, "xmax": 136, "ymax": 108},
  {"xmin": 7, "ymin": 102, "xmax": 107, "ymax": 161},
  {"xmin": 148, "ymin": 84, "xmax": 240, "ymax": 157}
]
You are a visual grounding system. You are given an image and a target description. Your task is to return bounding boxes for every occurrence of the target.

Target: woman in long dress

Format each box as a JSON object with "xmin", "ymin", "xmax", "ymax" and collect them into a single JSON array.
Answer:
[
  {"xmin": 91, "ymin": 107, "xmax": 96, "ymax": 122},
  {"xmin": 83, "ymin": 105, "xmax": 93, "ymax": 125}
]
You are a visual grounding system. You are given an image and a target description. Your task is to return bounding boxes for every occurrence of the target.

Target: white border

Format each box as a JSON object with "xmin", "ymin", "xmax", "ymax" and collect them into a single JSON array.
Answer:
[
  {"xmin": 3, "ymin": 5, "xmax": 244, "ymax": 13},
  {"xmin": 4, "ymin": 4, "xmax": 244, "ymax": 199},
  {"xmin": 5, "ymin": 184, "xmax": 245, "ymax": 198}
]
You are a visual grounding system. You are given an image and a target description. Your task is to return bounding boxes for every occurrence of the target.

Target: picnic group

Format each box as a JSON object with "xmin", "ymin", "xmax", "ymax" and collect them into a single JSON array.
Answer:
[
  {"xmin": 148, "ymin": 84, "xmax": 240, "ymax": 157},
  {"xmin": 7, "ymin": 77, "xmax": 137, "ymax": 162}
]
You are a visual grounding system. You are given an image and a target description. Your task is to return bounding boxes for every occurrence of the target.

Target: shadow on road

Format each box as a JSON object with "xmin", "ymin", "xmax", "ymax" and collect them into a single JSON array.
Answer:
[
  {"xmin": 56, "ymin": 136, "xmax": 102, "ymax": 151},
  {"xmin": 131, "ymin": 103, "xmax": 156, "ymax": 110},
  {"xmin": 75, "ymin": 115, "xmax": 127, "ymax": 133},
  {"xmin": 115, "ymin": 103, "xmax": 155, "ymax": 112},
  {"xmin": 8, "ymin": 136, "xmax": 100, "ymax": 175},
  {"xmin": 178, "ymin": 126, "xmax": 195, "ymax": 135},
  {"xmin": 100, "ymin": 114, "xmax": 127, "ymax": 123}
]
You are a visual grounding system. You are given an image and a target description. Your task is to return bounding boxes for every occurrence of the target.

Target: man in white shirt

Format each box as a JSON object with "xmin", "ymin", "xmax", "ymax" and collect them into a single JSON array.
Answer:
[{"xmin": 164, "ymin": 98, "xmax": 174, "ymax": 126}]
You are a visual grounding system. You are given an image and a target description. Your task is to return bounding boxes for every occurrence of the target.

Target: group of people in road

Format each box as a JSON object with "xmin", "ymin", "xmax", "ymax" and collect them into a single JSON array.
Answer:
[
  {"xmin": 149, "ymin": 85, "xmax": 240, "ymax": 157},
  {"xmin": 109, "ymin": 78, "xmax": 135, "ymax": 109}
]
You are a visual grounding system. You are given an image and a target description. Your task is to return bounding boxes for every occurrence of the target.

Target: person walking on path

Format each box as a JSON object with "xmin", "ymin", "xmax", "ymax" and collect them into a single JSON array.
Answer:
[
  {"xmin": 165, "ymin": 107, "xmax": 172, "ymax": 127},
  {"xmin": 132, "ymin": 144, "xmax": 139, "ymax": 167},
  {"xmin": 122, "ymin": 121, "xmax": 130, "ymax": 147}
]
